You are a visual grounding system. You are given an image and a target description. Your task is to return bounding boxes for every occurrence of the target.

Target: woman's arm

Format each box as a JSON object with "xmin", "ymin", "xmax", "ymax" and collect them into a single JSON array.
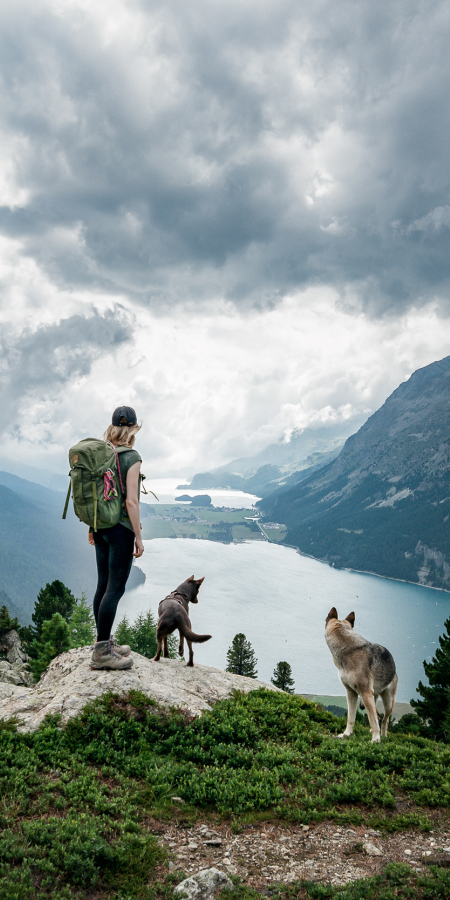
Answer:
[{"xmin": 125, "ymin": 461, "xmax": 144, "ymax": 558}]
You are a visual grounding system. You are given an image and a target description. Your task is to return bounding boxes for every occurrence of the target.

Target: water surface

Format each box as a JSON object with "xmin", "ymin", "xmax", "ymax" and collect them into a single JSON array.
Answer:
[{"xmin": 123, "ymin": 539, "xmax": 450, "ymax": 702}]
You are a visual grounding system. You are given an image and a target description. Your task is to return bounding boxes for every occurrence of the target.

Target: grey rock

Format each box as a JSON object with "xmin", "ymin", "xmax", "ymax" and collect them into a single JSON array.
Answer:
[
  {"xmin": 0, "ymin": 631, "xmax": 32, "ymax": 686},
  {"xmin": 0, "ymin": 646, "xmax": 281, "ymax": 732},
  {"xmin": 363, "ymin": 841, "xmax": 382, "ymax": 857},
  {"xmin": 204, "ymin": 839, "xmax": 222, "ymax": 847},
  {"xmin": 0, "ymin": 630, "xmax": 29, "ymax": 665},
  {"xmin": 174, "ymin": 868, "xmax": 232, "ymax": 900}
]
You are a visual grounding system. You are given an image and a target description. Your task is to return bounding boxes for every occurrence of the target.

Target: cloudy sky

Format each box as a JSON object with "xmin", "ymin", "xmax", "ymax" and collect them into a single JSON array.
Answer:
[{"xmin": 1, "ymin": 0, "xmax": 449, "ymax": 476}]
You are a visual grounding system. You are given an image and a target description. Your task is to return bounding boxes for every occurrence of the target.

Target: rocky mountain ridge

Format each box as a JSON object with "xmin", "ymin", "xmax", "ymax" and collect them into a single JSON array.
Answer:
[{"xmin": 259, "ymin": 355, "xmax": 450, "ymax": 589}]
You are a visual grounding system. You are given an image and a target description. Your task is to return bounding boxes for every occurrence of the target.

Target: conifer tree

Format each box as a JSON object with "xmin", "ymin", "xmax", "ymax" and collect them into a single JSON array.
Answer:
[
  {"xmin": 68, "ymin": 595, "xmax": 96, "ymax": 648},
  {"xmin": 271, "ymin": 661, "xmax": 295, "ymax": 693},
  {"xmin": 0, "ymin": 605, "xmax": 20, "ymax": 638},
  {"xmin": 115, "ymin": 615, "xmax": 135, "ymax": 650},
  {"xmin": 26, "ymin": 581, "xmax": 76, "ymax": 656},
  {"xmin": 31, "ymin": 613, "xmax": 71, "ymax": 681},
  {"xmin": 411, "ymin": 615, "xmax": 450, "ymax": 741},
  {"xmin": 115, "ymin": 612, "xmax": 177, "ymax": 659},
  {"xmin": 226, "ymin": 633, "xmax": 258, "ymax": 678}
]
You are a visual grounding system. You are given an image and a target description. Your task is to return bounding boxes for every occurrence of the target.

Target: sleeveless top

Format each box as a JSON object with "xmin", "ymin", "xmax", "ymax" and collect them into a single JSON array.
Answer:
[{"xmin": 117, "ymin": 448, "xmax": 142, "ymax": 532}]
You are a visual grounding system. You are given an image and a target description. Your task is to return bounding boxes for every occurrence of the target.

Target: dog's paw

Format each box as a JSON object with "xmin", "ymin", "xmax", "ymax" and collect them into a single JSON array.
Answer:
[
  {"xmin": 371, "ymin": 735, "xmax": 381, "ymax": 743},
  {"xmin": 337, "ymin": 731, "xmax": 352, "ymax": 739}
]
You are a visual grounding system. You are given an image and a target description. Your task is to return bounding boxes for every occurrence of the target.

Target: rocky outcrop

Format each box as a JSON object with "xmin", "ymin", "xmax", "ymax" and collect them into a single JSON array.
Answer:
[
  {"xmin": 0, "ymin": 647, "xmax": 280, "ymax": 732},
  {"xmin": 0, "ymin": 629, "xmax": 33, "ymax": 686}
]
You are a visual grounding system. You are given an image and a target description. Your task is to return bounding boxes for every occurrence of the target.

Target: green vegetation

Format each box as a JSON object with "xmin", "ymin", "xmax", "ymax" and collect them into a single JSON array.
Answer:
[
  {"xmin": 30, "ymin": 612, "xmax": 71, "ymax": 680},
  {"xmin": 411, "ymin": 616, "xmax": 450, "ymax": 742},
  {"xmin": 115, "ymin": 610, "xmax": 178, "ymax": 659},
  {"xmin": 0, "ymin": 604, "xmax": 19, "ymax": 638},
  {"xmin": 271, "ymin": 661, "xmax": 295, "ymax": 693},
  {"xmin": 141, "ymin": 504, "xmax": 267, "ymax": 543},
  {"xmin": 20, "ymin": 584, "xmax": 96, "ymax": 680},
  {"xmin": 23, "ymin": 580, "xmax": 77, "ymax": 656},
  {"xmin": 1, "ymin": 689, "xmax": 450, "ymax": 898},
  {"xmin": 223, "ymin": 864, "xmax": 450, "ymax": 900},
  {"xmin": 68, "ymin": 594, "xmax": 96, "ymax": 647},
  {"xmin": 226, "ymin": 633, "xmax": 258, "ymax": 677}
]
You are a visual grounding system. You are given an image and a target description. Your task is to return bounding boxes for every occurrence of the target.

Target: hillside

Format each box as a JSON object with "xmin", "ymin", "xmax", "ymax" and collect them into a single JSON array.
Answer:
[
  {"xmin": 1, "ymin": 678, "xmax": 450, "ymax": 899},
  {"xmin": 0, "ymin": 473, "xmax": 144, "ymax": 623},
  {"xmin": 259, "ymin": 355, "xmax": 450, "ymax": 589},
  {"xmin": 180, "ymin": 421, "xmax": 366, "ymax": 497},
  {"xmin": 213, "ymin": 420, "xmax": 367, "ymax": 476}
]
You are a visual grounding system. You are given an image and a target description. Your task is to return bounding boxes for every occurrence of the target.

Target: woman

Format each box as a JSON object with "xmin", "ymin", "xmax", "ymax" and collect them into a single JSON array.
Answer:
[{"xmin": 89, "ymin": 406, "xmax": 144, "ymax": 670}]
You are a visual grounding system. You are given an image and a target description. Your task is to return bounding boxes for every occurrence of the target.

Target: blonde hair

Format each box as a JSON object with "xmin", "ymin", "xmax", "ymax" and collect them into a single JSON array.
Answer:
[{"xmin": 103, "ymin": 423, "xmax": 141, "ymax": 448}]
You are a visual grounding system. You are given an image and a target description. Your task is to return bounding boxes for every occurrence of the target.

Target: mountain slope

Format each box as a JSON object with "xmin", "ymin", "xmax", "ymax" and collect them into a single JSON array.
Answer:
[
  {"xmin": 0, "ymin": 474, "xmax": 144, "ymax": 623},
  {"xmin": 212, "ymin": 420, "xmax": 367, "ymax": 476},
  {"xmin": 259, "ymin": 356, "xmax": 450, "ymax": 589}
]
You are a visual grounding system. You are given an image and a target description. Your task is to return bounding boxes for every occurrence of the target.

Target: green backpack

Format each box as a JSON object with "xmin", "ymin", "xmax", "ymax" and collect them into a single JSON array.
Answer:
[{"xmin": 62, "ymin": 438, "xmax": 133, "ymax": 531}]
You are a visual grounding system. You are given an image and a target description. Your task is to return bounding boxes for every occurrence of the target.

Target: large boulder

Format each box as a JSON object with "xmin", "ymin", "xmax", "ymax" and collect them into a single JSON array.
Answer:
[
  {"xmin": 0, "ymin": 648, "xmax": 280, "ymax": 732},
  {"xmin": 174, "ymin": 869, "xmax": 232, "ymax": 900},
  {"xmin": 0, "ymin": 629, "xmax": 33, "ymax": 687}
]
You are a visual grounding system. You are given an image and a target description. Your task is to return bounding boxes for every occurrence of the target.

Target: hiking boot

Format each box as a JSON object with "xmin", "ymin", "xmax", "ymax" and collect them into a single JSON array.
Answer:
[
  {"xmin": 110, "ymin": 635, "xmax": 131, "ymax": 656},
  {"xmin": 89, "ymin": 640, "xmax": 133, "ymax": 670}
]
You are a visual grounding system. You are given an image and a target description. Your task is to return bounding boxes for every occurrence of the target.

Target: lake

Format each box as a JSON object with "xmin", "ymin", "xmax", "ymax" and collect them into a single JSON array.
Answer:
[
  {"xmin": 122, "ymin": 536, "xmax": 450, "ymax": 703},
  {"xmin": 144, "ymin": 477, "xmax": 261, "ymax": 509}
]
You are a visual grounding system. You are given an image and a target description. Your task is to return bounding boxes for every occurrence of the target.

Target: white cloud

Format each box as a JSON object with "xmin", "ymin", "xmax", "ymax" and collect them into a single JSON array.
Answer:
[
  {"xmin": 1, "ymin": 0, "xmax": 450, "ymax": 475},
  {"xmin": 1, "ymin": 279, "xmax": 449, "ymax": 475}
]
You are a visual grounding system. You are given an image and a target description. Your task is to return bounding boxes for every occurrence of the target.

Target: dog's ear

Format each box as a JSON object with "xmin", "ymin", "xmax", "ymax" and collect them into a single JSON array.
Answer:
[
  {"xmin": 326, "ymin": 607, "xmax": 338, "ymax": 623},
  {"xmin": 186, "ymin": 575, "xmax": 195, "ymax": 582},
  {"xmin": 345, "ymin": 612, "xmax": 355, "ymax": 628},
  {"xmin": 195, "ymin": 576, "xmax": 205, "ymax": 587}
]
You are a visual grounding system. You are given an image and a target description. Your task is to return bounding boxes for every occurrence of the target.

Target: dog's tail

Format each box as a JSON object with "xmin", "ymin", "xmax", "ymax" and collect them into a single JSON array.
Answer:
[
  {"xmin": 177, "ymin": 617, "xmax": 212, "ymax": 643},
  {"xmin": 359, "ymin": 700, "xmax": 365, "ymax": 710}
]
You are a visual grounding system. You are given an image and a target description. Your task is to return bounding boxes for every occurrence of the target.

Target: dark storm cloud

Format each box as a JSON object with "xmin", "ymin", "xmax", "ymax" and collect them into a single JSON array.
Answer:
[
  {"xmin": 0, "ymin": 0, "xmax": 449, "ymax": 312},
  {"xmin": 0, "ymin": 307, "xmax": 132, "ymax": 403}
]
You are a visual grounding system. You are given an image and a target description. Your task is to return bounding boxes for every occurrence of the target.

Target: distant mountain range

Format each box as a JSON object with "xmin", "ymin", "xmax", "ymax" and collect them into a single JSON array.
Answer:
[
  {"xmin": 180, "ymin": 419, "xmax": 366, "ymax": 497},
  {"xmin": 0, "ymin": 471, "xmax": 144, "ymax": 624},
  {"xmin": 259, "ymin": 355, "xmax": 450, "ymax": 590}
]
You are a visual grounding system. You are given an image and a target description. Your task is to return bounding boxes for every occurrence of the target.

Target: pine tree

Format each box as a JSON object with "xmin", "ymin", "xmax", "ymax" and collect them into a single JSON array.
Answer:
[
  {"xmin": 271, "ymin": 661, "xmax": 295, "ymax": 693},
  {"xmin": 31, "ymin": 613, "xmax": 71, "ymax": 681},
  {"xmin": 115, "ymin": 612, "xmax": 177, "ymax": 659},
  {"xmin": 226, "ymin": 633, "xmax": 258, "ymax": 678},
  {"xmin": 115, "ymin": 615, "xmax": 135, "ymax": 650},
  {"xmin": 68, "ymin": 595, "xmax": 96, "ymax": 648},
  {"xmin": 26, "ymin": 581, "xmax": 76, "ymax": 656},
  {"xmin": 0, "ymin": 605, "xmax": 20, "ymax": 639},
  {"xmin": 411, "ymin": 615, "xmax": 450, "ymax": 741}
]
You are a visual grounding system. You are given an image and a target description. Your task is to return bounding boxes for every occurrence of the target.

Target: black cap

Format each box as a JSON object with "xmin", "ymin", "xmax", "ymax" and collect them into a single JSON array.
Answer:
[{"xmin": 112, "ymin": 406, "xmax": 137, "ymax": 427}]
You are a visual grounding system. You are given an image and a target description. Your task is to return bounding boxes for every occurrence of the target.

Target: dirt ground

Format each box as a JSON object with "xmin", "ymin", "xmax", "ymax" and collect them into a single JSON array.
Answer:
[{"xmin": 156, "ymin": 817, "xmax": 450, "ymax": 888}]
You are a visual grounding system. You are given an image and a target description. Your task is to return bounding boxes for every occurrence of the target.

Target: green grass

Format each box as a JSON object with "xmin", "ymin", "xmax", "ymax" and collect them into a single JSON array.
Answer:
[
  {"xmin": 141, "ymin": 505, "xmax": 264, "ymax": 542},
  {"xmin": 1, "ymin": 689, "xmax": 450, "ymax": 899},
  {"xmin": 141, "ymin": 519, "xmax": 177, "ymax": 539}
]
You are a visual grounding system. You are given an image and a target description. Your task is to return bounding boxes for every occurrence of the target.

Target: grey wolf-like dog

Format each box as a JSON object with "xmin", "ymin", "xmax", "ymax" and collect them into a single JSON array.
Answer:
[
  {"xmin": 325, "ymin": 607, "xmax": 398, "ymax": 742},
  {"xmin": 154, "ymin": 575, "xmax": 211, "ymax": 667}
]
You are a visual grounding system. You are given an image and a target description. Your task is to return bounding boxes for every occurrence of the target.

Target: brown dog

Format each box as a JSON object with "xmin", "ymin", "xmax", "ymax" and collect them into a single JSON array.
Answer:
[
  {"xmin": 325, "ymin": 607, "xmax": 398, "ymax": 742},
  {"xmin": 153, "ymin": 575, "xmax": 212, "ymax": 667}
]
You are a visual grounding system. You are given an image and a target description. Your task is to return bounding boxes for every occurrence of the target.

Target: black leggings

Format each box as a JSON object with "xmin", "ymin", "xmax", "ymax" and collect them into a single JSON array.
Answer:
[{"xmin": 93, "ymin": 523, "xmax": 135, "ymax": 641}]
